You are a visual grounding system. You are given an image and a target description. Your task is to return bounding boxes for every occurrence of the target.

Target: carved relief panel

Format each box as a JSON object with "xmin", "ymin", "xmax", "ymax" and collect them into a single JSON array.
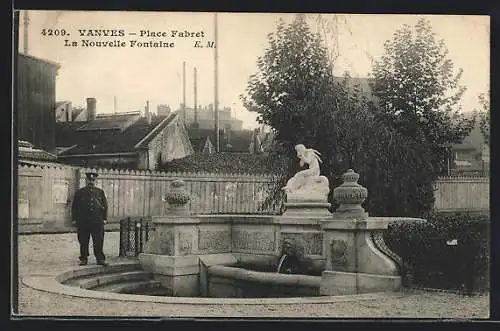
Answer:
[{"xmin": 330, "ymin": 239, "xmax": 348, "ymax": 267}]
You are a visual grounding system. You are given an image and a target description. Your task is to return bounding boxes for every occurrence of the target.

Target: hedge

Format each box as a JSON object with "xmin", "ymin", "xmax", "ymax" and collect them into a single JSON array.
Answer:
[
  {"xmin": 384, "ymin": 212, "xmax": 490, "ymax": 295},
  {"xmin": 160, "ymin": 152, "xmax": 284, "ymax": 174}
]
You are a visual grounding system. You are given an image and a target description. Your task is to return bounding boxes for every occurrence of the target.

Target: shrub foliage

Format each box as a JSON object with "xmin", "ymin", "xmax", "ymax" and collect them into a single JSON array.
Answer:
[{"xmin": 384, "ymin": 213, "xmax": 490, "ymax": 294}]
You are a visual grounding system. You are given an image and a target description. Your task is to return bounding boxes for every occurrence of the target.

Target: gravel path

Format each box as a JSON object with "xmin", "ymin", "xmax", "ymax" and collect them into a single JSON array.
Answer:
[{"xmin": 15, "ymin": 233, "xmax": 490, "ymax": 318}]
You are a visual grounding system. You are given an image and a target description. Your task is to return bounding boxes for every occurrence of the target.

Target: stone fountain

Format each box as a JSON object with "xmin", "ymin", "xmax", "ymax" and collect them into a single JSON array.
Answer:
[{"xmin": 138, "ymin": 145, "xmax": 421, "ymax": 298}]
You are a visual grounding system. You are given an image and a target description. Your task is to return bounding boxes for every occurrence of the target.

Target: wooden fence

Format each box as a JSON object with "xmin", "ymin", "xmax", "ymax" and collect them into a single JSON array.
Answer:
[
  {"xmin": 17, "ymin": 164, "xmax": 278, "ymax": 228},
  {"xmin": 16, "ymin": 164, "xmax": 490, "ymax": 229},
  {"xmin": 433, "ymin": 176, "xmax": 490, "ymax": 213},
  {"xmin": 17, "ymin": 164, "xmax": 78, "ymax": 226}
]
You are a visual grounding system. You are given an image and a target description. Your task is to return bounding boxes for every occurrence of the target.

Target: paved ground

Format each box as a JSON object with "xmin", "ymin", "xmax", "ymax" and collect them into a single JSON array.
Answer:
[{"xmin": 15, "ymin": 232, "xmax": 490, "ymax": 318}]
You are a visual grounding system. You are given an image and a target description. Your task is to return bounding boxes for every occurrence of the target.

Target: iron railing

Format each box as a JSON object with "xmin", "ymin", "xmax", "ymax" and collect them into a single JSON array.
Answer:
[{"xmin": 119, "ymin": 216, "xmax": 152, "ymax": 257}]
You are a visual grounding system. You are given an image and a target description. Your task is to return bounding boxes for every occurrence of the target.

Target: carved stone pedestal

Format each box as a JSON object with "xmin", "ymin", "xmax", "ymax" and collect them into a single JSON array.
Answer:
[
  {"xmin": 139, "ymin": 215, "xmax": 201, "ymax": 296},
  {"xmin": 283, "ymin": 201, "xmax": 331, "ymax": 217},
  {"xmin": 139, "ymin": 180, "xmax": 200, "ymax": 296},
  {"xmin": 319, "ymin": 169, "xmax": 401, "ymax": 295},
  {"xmin": 319, "ymin": 219, "xmax": 401, "ymax": 295},
  {"xmin": 283, "ymin": 176, "xmax": 331, "ymax": 217}
]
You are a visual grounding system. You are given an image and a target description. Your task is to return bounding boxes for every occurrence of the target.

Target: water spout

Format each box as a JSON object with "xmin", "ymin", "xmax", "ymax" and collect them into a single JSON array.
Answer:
[{"xmin": 277, "ymin": 254, "xmax": 288, "ymax": 273}]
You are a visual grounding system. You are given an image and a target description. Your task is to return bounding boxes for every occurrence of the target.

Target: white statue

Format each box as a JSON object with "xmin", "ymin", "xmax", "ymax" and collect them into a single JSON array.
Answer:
[{"xmin": 282, "ymin": 144, "xmax": 329, "ymax": 198}]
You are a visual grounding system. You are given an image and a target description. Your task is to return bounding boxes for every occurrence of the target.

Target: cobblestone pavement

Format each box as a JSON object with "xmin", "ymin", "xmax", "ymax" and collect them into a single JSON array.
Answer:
[{"xmin": 15, "ymin": 233, "xmax": 490, "ymax": 318}]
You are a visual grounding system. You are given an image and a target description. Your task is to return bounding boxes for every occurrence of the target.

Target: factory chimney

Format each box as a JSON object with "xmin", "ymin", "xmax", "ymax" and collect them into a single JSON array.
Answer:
[
  {"xmin": 193, "ymin": 67, "xmax": 199, "ymax": 128},
  {"xmin": 145, "ymin": 100, "xmax": 151, "ymax": 125},
  {"xmin": 182, "ymin": 61, "xmax": 187, "ymax": 124}
]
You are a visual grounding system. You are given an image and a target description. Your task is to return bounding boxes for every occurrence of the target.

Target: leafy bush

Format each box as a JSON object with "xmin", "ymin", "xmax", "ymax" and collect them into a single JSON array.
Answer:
[
  {"xmin": 160, "ymin": 152, "xmax": 285, "ymax": 175},
  {"xmin": 384, "ymin": 212, "xmax": 490, "ymax": 294}
]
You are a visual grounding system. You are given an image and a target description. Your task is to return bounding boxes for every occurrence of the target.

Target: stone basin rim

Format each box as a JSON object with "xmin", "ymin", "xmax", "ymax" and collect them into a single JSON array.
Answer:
[
  {"xmin": 153, "ymin": 215, "xmax": 426, "ymax": 223},
  {"xmin": 22, "ymin": 267, "xmax": 404, "ymax": 305}
]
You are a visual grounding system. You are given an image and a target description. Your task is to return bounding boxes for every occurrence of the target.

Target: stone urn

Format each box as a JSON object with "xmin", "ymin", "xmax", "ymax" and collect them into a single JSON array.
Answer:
[
  {"xmin": 332, "ymin": 169, "xmax": 368, "ymax": 219},
  {"xmin": 165, "ymin": 179, "xmax": 191, "ymax": 215}
]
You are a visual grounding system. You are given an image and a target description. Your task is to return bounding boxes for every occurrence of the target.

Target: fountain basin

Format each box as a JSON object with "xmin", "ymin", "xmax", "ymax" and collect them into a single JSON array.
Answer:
[
  {"xmin": 139, "ymin": 214, "xmax": 424, "ymax": 296},
  {"xmin": 22, "ymin": 261, "xmax": 404, "ymax": 305},
  {"xmin": 206, "ymin": 265, "xmax": 321, "ymax": 298}
]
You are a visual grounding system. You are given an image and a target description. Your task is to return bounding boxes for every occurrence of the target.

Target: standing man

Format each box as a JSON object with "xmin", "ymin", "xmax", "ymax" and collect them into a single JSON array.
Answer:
[{"xmin": 71, "ymin": 171, "xmax": 108, "ymax": 266}]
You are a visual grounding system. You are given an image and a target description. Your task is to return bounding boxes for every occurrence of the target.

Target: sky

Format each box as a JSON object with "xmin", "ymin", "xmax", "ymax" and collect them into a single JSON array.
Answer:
[{"xmin": 18, "ymin": 11, "xmax": 490, "ymax": 130}]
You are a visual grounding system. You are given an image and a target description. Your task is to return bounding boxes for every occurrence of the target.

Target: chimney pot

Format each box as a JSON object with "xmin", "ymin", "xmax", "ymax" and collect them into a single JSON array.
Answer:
[
  {"xmin": 86, "ymin": 98, "xmax": 97, "ymax": 121},
  {"xmin": 67, "ymin": 102, "xmax": 73, "ymax": 122}
]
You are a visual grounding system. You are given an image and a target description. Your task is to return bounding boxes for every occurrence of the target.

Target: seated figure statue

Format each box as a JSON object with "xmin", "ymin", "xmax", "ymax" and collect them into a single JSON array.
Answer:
[{"xmin": 282, "ymin": 144, "xmax": 330, "ymax": 200}]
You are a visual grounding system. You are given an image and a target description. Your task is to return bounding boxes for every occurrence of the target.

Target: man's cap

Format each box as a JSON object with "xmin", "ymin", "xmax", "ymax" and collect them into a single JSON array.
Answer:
[{"xmin": 85, "ymin": 171, "xmax": 98, "ymax": 180}]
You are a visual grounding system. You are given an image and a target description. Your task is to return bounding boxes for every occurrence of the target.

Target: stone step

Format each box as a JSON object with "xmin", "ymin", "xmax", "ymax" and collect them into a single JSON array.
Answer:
[
  {"xmin": 63, "ymin": 272, "xmax": 104, "ymax": 287},
  {"xmin": 127, "ymin": 287, "xmax": 172, "ymax": 296},
  {"xmin": 93, "ymin": 279, "xmax": 162, "ymax": 293},
  {"xmin": 79, "ymin": 271, "xmax": 153, "ymax": 289},
  {"xmin": 57, "ymin": 261, "xmax": 142, "ymax": 283}
]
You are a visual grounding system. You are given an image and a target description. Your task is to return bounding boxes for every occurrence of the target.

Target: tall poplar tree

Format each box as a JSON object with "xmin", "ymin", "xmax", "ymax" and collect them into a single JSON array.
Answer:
[{"xmin": 370, "ymin": 18, "xmax": 475, "ymax": 174}]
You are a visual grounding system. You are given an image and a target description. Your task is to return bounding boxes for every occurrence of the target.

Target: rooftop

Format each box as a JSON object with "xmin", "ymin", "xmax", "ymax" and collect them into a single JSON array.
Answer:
[
  {"xmin": 187, "ymin": 128, "xmax": 254, "ymax": 153},
  {"xmin": 18, "ymin": 52, "xmax": 61, "ymax": 69},
  {"xmin": 56, "ymin": 113, "xmax": 177, "ymax": 156},
  {"xmin": 18, "ymin": 145, "xmax": 58, "ymax": 161},
  {"xmin": 76, "ymin": 113, "xmax": 141, "ymax": 131}
]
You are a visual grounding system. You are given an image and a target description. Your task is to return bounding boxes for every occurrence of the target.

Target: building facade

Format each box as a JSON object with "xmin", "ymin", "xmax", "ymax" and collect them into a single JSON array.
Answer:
[
  {"xmin": 17, "ymin": 53, "xmax": 60, "ymax": 152},
  {"xmin": 174, "ymin": 104, "xmax": 244, "ymax": 131},
  {"xmin": 450, "ymin": 122, "xmax": 490, "ymax": 176}
]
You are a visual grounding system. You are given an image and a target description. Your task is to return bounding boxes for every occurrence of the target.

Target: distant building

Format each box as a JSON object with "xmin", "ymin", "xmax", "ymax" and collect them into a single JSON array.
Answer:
[
  {"xmin": 185, "ymin": 125, "xmax": 274, "ymax": 155},
  {"xmin": 174, "ymin": 104, "xmax": 244, "ymax": 131},
  {"xmin": 450, "ymin": 120, "xmax": 489, "ymax": 176},
  {"xmin": 187, "ymin": 128, "xmax": 253, "ymax": 154},
  {"xmin": 335, "ymin": 76, "xmax": 374, "ymax": 101},
  {"xmin": 71, "ymin": 106, "xmax": 88, "ymax": 121},
  {"xmin": 249, "ymin": 127, "xmax": 275, "ymax": 154},
  {"xmin": 55, "ymin": 98, "xmax": 194, "ymax": 170},
  {"xmin": 17, "ymin": 53, "xmax": 61, "ymax": 153},
  {"xmin": 55, "ymin": 101, "xmax": 73, "ymax": 122},
  {"xmin": 157, "ymin": 104, "xmax": 171, "ymax": 116}
]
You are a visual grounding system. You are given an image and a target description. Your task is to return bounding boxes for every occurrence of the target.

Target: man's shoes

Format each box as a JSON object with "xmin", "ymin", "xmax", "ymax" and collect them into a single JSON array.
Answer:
[
  {"xmin": 97, "ymin": 261, "xmax": 109, "ymax": 266},
  {"xmin": 78, "ymin": 259, "xmax": 88, "ymax": 266}
]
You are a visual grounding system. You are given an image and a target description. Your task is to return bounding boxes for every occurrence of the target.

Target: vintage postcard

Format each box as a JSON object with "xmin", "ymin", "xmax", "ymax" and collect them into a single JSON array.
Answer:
[{"xmin": 13, "ymin": 10, "xmax": 490, "ymax": 319}]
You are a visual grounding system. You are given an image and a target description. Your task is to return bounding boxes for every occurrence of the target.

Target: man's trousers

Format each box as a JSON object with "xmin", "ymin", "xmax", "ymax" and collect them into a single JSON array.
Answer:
[{"xmin": 77, "ymin": 222, "xmax": 105, "ymax": 263}]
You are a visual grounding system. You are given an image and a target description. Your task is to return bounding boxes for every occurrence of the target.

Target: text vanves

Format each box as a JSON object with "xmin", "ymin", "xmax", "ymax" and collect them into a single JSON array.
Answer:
[{"xmin": 78, "ymin": 29, "xmax": 125, "ymax": 37}]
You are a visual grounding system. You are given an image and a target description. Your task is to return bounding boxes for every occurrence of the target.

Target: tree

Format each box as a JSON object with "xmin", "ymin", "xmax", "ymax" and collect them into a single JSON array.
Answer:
[
  {"xmin": 370, "ymin": 18, "xmax": 475, "ymax": 175},
  {"xmin": 477, "ymin": 92, "xmax": 490, "ymax": 144},
  {"xmin": 241, "ymin": 15, "xmax": 339, "ymax": 146},
  {"xmin": 241, "ymin": 15, "xmax": 438, "ymax": 217},
  {"xmin": 305, "ymin": 14, "xmax": 351, "ymax": 65},
  {"xmin": 241, "ymin": 15, "xmax": 341, "ymax": 211}
]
